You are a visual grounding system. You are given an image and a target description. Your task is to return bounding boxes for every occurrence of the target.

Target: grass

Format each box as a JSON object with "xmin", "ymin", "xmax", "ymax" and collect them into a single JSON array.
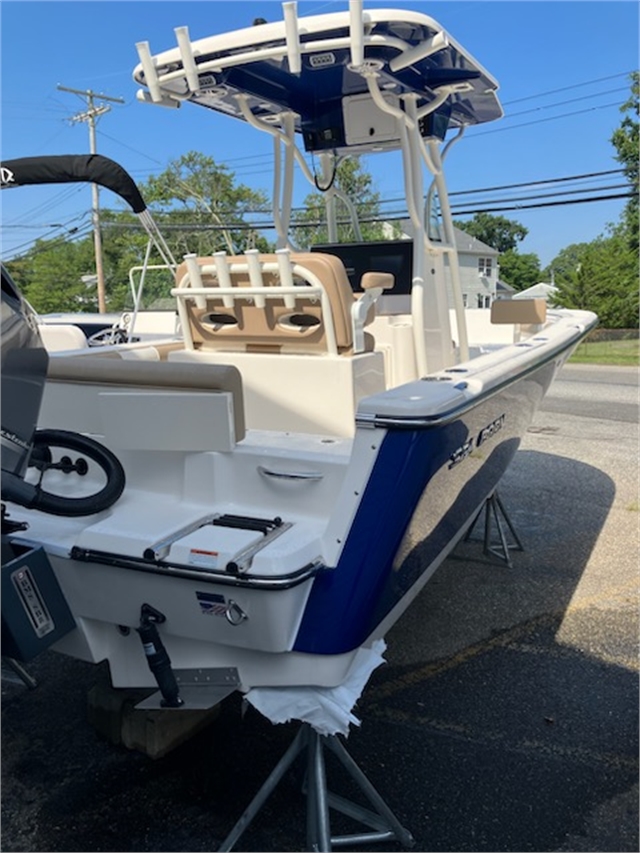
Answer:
[{"xmin": 569, "ymin": 338, "xmax": 639, "ymax": 366}]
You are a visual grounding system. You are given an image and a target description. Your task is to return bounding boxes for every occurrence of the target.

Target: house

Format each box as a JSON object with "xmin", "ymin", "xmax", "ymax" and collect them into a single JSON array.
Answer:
[
  {"xmin": 513, "ymin": 282, "xmax": 559, "ymax": 302},
  {"xmin": 317, "ymin": 222, "xmax": 507, "ymax": 310},
  {"xmin": 398, "ymin": 220, "xmax": 504, "ymax": 308},
  {"xmin": 450, "ymin": 226, "xmax": 501, "ymax": 309}
]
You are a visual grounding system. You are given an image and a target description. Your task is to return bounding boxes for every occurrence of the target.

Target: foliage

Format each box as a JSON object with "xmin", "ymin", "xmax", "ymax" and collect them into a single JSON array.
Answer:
[
  {"xmin": 497, "ymin": 250, "xmax": 541, "ymax": 292},
  {"xmin": 548, "ymin": 75, "xmax": 639, "ymax": 328},
  {"xmin": 139, "ymin": 151, "xmax": 272, "ymax": 257},
  {"xmin": 14, "ymin": 238, "xmax": 97, "ymax": 313},
  {"xmin": 453, "ymin": 212, "xmax": 528, "ymax": 253},
  {"xmin": 542, "ymin": 243, "xmax": 591, "ymax": 282},
  {"xmin": 554, "ymin": 227, "xmax": 639, "ymax": 327},
  {"xmin": 5, "ymin": 152, "xmax": 273, "ymax": 314},
  {"xmin": 291, "ymin": 157, "xmax": 398, "ymax": 248},
  {"xmin": 610, "ymin": 71, "xmax": 639, "ymax": 244}
]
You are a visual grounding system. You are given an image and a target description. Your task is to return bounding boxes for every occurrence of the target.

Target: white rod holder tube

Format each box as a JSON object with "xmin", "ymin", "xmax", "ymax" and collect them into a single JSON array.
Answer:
[
  {"xmin": 175, "ymin": 26, "xmax": 200, "ymax": 94},
  {"xmin": 283, "ymin": 2, "xmax": 301, "ymax": 74},
  {"xmin": 276, "ymin": 248, "xmax": 296, "ymax": 309},
  {"xmin": 213, "ymin": 251, "xmax": 235, "ymax": 308},
  {"xmin": 135, "ymin": 42, "xmax": 163, "ymax": 103},
  {"xmin": 245, "ymin": 250, "xmax": 267, "ymax": 308},
  {"xmin": 184, "ymin": 253, "xmax": 207, "ymax": 310},
  {"xmin": 349, "ymin": 0, "xmax": 364, "ymax": 67}
]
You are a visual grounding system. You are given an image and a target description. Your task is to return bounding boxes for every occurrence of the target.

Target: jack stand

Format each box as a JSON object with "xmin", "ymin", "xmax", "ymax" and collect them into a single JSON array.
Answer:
[
  {"xmin": 218, "ymin": 723, "xmax": 415, "ymax": 852},
  {"xmin": 1, "ymin": 656, "xmax": 37, "ymax": 689},
  {"xmin": 463, "ymin": 490, "xmax": 523, "ymax": 568}
]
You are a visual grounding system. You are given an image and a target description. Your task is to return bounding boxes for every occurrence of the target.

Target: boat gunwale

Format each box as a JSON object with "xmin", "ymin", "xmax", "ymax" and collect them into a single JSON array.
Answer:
[{"xmin": 356, "ymin": 316, "xmax": 598, "ymax": 430}]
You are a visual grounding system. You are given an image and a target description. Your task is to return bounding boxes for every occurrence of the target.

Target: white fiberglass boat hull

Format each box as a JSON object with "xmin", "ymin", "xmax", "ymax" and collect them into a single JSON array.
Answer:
[{"xmin": 8, "ymin": 311, "xmax": 594, "ymax": 691}]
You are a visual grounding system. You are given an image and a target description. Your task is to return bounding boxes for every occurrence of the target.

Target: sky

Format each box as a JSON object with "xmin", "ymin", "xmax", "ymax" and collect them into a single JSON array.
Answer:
[{"xmin": 0, "ymin": 0, "xmax": 638, "ymax": 270}]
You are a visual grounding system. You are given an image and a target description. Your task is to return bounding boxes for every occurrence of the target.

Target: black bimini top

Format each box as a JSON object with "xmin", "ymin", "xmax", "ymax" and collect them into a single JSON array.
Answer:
[{"xmin": 0, "ymin": 154, "xmax": 146, "ymax": 213}]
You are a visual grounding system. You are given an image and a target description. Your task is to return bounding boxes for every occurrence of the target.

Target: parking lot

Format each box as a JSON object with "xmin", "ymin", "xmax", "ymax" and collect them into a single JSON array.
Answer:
[{"xmin": 2, "ymin": 363, "xmax": 638, "ymax": 852}]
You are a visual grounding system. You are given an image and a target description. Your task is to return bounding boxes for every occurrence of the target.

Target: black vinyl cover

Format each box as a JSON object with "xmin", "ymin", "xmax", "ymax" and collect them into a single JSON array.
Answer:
[{"xmin": 0, "ymin": 154, "xmax": 146, "ymax": 213}]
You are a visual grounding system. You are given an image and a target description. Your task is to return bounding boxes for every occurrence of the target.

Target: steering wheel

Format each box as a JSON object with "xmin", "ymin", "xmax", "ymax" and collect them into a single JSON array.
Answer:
[{"xmin": 26, "ymin": 429, "xmax": 126, "ymax": 516}]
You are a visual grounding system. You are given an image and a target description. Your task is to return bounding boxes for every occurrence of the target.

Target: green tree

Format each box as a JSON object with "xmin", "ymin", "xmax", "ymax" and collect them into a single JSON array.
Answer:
[
  {"xmin": 610, "ymin": 71, "xmax": 639, "ymax": 245},
  {"xmin": 15, "ymin": 237, "xmax": 97, "ymax": 313},
  {"xmin": 542, "ymin": 243, "xmax": 591, "ymax": 283},
  {"xmin": 454, "ymin": 212, "xmax": 528, "ymax": 253},
  {"xmin": 498, "ymin": 250, "xmax": 541, "ymax": 291},
  {"xmin": 5, "ymin": 152, "xmax": 275, "ymax": 313},
  {"xmin": 555, "ymin": 228, "xmax": 638, "ymax": 327},
  {"xmin": 141, "ymin": 151, "xmax": 271, "ymax": 257},
  {"xmin": 549, "ymin": 74, "xmax": 638, "ymax": 326},
  {"xmin": 292, "ymin": 157, "xmax": 396, "ymax": 248}
]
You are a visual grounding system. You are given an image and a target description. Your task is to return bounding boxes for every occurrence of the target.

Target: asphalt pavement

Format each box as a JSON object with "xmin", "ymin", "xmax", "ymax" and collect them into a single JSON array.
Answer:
[{"xmin": 1, "ymin": 363, "xmax": 638, "ymax": 852}]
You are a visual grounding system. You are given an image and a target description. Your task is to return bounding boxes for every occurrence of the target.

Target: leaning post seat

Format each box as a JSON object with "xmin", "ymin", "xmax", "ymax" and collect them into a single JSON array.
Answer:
[
  {"xmin": 172, "ymin": 250, "xmax": 389, "ymax": 355},
  {"xmin": 169, "ymin": 251, "xmax": 390, "ymax": 437}
]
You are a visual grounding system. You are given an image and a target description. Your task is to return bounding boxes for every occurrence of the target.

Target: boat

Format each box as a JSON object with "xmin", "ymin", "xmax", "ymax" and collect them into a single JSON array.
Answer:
[{"xmin": 1, "ymin": 1, "xmax": 597, "ymax": 707}]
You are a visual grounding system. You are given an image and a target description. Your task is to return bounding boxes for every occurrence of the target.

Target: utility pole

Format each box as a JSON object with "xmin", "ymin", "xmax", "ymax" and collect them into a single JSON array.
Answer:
[{"xmin": 58, "ymin": 85, "xmax": 124, "ymax": 313}]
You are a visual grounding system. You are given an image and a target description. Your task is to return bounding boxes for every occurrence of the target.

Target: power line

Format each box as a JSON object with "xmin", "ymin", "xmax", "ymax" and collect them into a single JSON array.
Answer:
[
  {"xmin": 501, "ymin": 71, "xmax": 634, "ymax": 105},
  {"xmin": 450, "ymin": 168, "xmax": 625, "ymax": 196},
  {"xmin": 3, "ymin": 162, "xmax": 632, "ymax": 258},
  {"xmin": 96, "ymin": 191, "xmax": 634, "ymax": 233},
  {"xmin": 1, "ymin": 223, "xmax": 94, "ymax": 256},
  {"xmin": 505, "ymin": 87, "xmax": 629, "ymax": 120},
  {"xmin": 96, "ymin": 128, "xmax": 166, "ymax": 166},
  {"xmin": 2, "ymin": 167, "xmax": 627, "ymax": 228},
  {"xmin": 474, "ymin": 101, "xmax": 624, "ymax": 137},
  {"xmin": 449, "ymin": 192, "xmax": 634, "ymax": 216}
]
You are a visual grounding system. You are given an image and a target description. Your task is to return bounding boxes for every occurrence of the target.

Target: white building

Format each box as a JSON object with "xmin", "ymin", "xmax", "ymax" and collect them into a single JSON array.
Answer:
[
  {"xmin": 450, "ymin": 226, "xmax": 501, "ymax": 309},
  {"xmin": 513, "ymin": 282, "xmax": 559, "ymax": 302},
  {"xmin": 395, "ymin": 220, "xmax": 505, "ymax": 308},
  {"xmin": 313, "ymin": 224, "xmax": 507, "ymax": 309}
]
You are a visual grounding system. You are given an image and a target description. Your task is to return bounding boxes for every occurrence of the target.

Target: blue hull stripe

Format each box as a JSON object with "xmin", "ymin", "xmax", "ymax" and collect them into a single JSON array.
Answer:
[
  {"xmin": 294, "ymin": 424, "xmax": 460, "ymax": 655},
  {"xmin": 293, "ymin": 420, "xmax": 525, "ymax": 655},
  {"xmin": 293, "ymin": 357, "xmax": 560, "ymax": 656}
]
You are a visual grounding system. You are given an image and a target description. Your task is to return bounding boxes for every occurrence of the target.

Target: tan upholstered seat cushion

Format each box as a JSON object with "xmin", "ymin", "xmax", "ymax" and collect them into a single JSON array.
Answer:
[{"xmin": 174, "ymin": 252, "xmax": 357, "ymax": 353}]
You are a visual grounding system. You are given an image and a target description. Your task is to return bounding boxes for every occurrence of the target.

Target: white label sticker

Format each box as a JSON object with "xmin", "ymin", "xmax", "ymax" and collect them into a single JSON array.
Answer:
[{"xmin": 188, "ymin": 548, "xmax": 220, "ymax": 569}]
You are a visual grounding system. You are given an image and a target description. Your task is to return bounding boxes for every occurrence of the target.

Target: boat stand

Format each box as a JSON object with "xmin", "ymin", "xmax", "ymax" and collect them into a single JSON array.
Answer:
[
  {"xmin": 218, "ymin": 723, "xmax": 415, "ymax": 852},
  {"xmin": 463, "ymin": 490, "xmax": 524, "ymax": 568}
]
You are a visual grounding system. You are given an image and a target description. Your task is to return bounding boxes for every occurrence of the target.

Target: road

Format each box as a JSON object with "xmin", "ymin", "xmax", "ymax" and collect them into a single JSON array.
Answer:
[
  {"xmin": 1, "ymin": 364, "xmax": 638, "ymax": 852},
  {"xmin": 538, "ymin": 363, "xmax": 638, "ymax": 423}
]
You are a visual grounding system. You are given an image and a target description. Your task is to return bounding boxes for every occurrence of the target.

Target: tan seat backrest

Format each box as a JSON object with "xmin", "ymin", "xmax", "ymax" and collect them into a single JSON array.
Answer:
[{"xmin": 174, "ymin": 252, "xmax": 356, "ymax": 354}]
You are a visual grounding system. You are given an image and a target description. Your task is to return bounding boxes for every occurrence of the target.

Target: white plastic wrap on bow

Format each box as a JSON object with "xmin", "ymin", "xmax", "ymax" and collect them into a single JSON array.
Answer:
[{"xmin": 245, "ymin": 640, "xmax": 387, "ymax": 737}]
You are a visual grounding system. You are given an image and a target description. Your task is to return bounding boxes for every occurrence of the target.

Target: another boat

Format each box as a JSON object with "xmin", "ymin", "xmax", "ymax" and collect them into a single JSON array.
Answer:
[{"xmin": 1, "ymin": 1, "xmax": 596, "ymax": 705}]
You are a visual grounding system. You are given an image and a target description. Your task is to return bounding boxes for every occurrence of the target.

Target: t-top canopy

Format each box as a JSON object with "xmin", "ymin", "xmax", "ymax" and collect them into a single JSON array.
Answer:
[
  {"xmin": 133, "ymin": 3, "xmax": 502, "ymax": 154},
  {"xmin": 0, "ymin": 154, "xmax": 147, "ymax": 213}
]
